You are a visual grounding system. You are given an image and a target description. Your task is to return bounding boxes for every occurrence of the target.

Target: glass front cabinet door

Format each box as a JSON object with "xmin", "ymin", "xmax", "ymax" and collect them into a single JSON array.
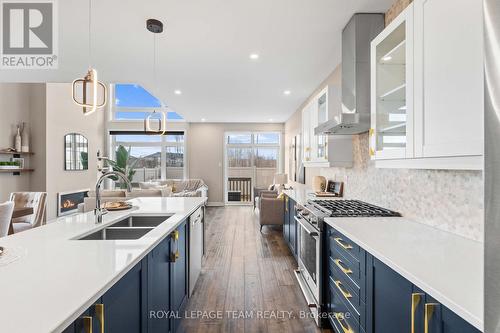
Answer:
[{"xmin": 370, "ymin": 4, "xmax": 414, "ymax": 160}]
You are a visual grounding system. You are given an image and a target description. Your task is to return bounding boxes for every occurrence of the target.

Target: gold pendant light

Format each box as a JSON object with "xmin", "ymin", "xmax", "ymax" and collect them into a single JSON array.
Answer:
[
  {"xmin": 143, "ymin": 19, "xmax": 166, "ymax": 135},
  {"xmin": 72, "ymin": 0, "xmax": 107, "ymax": 115}
]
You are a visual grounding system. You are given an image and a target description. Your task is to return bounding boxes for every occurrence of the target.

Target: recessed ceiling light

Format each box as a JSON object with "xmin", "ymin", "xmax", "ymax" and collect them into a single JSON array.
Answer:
[
  {"xmin": 249, "ymin": 53, "xmax": 259, "ymax": 60},
  {"xmin": 201, "ymin": 118, "xmax": 206, "ymax": 122},
  {"xmin": 269, "ymin": 118, "xmax": 274, "ymax": 122},
  {"xmin": 283, "ymin": 90, "xmax": 291, "ymax": 95},
  {"xmin": 174, "ymin": 90, "xmax": 182, "ymax": 95},
  {"xmin": 381, "ymin": 55, "xmax": 392, "ymax": 62}
]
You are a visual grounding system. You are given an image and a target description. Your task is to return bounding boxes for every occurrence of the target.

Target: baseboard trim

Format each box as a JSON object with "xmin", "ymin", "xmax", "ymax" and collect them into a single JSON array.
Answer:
[{"xmin": 207, "ymin": 202, "xmax": 225, "ymax": 207}]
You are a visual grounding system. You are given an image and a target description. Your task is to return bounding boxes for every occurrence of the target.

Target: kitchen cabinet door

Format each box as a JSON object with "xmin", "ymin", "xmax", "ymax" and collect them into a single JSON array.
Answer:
[
  {"xmin": 148, "ymin": 236, "xmax": 171, "ymax": 333},
  {"xmin": 102, "ymin": 262, "xmax": 146, "ymax": 333},
  {"xmin": 171, "ymin": 221, "xmax": 188, "ymax": 332},
  {"xmin": 284, "ymin": 196, "xmax": 290, "ymax": 243},
  {"xmin": 366, "ymin": 255, "xmax": 413, "ymax": 333},
  {"xmin": 289, "ymin": 199, "xmax": 297, "ymax": 256},
  {"xmin": 413, "ymin": 0, "xmax": 483, "ymax": 158},
  {"xmin": 423, "ymin": 294, "xmax": 480, "ymax": 333}
]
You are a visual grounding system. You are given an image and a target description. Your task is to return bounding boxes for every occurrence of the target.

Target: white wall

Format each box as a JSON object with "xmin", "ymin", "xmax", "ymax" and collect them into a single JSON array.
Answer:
[
  {"xmin": 0, "ymin": 83, "xmax": 45, "ymax": 202},
  {"xmin": 44, "ymin": 83, "xmax": 106, "ymax": 219}
]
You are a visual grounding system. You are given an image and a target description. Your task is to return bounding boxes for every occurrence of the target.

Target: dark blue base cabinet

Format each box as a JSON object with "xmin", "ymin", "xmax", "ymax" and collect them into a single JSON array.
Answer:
[
  {"xmin": 283, "ymin": 196, "xmax": 297, "ymax": 258},
  {"xmin": 324, "ymin": 224, "xmax": 480, "ymax": 333},
  {"xmin": 63, "ymin": 220, "xmax": 188, "ymax": 333}
]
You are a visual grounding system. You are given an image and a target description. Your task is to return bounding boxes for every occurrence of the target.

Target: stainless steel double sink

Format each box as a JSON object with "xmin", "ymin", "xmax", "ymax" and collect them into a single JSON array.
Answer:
[{"xmin": 77, "ymin": 215, "xmax": 172, "ymax": 240}]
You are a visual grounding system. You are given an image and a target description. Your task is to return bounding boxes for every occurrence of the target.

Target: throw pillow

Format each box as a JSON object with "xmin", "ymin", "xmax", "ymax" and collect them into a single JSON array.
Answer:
[{"xmin": 157, "ymin": 185, "xmax": 173, "ymax": 197}]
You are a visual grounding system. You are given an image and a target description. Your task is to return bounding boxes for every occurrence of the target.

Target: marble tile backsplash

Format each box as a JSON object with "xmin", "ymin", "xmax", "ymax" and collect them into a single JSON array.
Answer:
[{"xmin": 319, "ymin": 133, "xmax": 484, "ymax": 242}]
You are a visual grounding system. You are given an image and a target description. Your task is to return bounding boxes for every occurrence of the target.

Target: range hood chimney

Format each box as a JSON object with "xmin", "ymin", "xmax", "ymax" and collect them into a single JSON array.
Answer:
[{"xmin": 315, "ymin": 13, "xmax": 384, "ymax": 135}]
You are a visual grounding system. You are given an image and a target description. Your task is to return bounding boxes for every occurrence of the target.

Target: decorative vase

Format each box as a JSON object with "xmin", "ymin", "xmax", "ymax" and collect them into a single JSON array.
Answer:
[
  {"xmin": 14, "ymin": 126, "xmax": 21, "ymax": 152},
  {"xmin": 312, "ymin": 176, "xmax": 327, "ymax": 193},
  {"xmin": 20, "ymin": 122, "xmax": 29, "ymax": 152}
]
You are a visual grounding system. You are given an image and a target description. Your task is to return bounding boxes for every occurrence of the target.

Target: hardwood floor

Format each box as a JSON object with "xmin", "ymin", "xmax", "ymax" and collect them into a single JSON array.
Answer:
[{"xmin": 179, "ymin": 206, "xmax": 333, "ymax": 333}]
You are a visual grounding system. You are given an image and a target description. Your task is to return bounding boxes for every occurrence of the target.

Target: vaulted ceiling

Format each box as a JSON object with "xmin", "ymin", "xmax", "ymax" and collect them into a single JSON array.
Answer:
[{"xmin": 0, "ymin": 0, "xmax": 393, "ymax": 122}]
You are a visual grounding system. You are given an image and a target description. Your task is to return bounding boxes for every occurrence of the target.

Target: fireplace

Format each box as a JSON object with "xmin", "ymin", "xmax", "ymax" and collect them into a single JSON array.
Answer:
[{"xmin": 58, "ymin": 189, "xmax": 89, "ymax": 216}]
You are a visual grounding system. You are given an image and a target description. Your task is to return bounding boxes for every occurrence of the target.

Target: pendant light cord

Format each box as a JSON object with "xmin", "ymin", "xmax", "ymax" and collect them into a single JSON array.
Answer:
[
  {"xmin": 88, "ymin": 0, "xmax": 92, "ymax": 68},
  {"xmin": 153, "ymin": 32, "xmax": 157, "ymax": 113}
]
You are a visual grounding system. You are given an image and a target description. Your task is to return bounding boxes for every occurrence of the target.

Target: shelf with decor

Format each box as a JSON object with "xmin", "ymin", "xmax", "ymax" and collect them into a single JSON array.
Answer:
[
  {"xmin": 0, "ymin": 151, "xmax": 34, "ymax": 156},
  {"xmin": 0, "ymin": 169, "xmax": 34, "ymax": 173},
  {"xmin": 0, "ymin": 151, "xmax": 34, "ymax": 175}
]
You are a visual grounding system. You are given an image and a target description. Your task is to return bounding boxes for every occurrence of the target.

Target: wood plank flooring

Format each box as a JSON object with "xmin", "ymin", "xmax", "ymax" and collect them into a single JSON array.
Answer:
[{"xmin": 178, "ymin": 206, "xmax": 333, "ymax": 333}]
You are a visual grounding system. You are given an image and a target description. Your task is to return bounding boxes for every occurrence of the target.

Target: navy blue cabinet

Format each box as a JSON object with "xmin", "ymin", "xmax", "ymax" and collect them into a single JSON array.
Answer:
[
  {"xmin": 102, "ymin": 262, "xmax": 147, "ymax": 333},
  {"xmin": 171, "ymin": 220, "xmax": 188, "ymax": 332},
  {"xmin": 148, "ymin": 235, "xmax": 171, "ymax": 333},
  {"xmin": 283, "ymin": 196, "xmax": 297, "ymax": 258},
  {"xmin": 63, "ymin": 219, "xmax": 191, "ymax": 333},
  {"xmin": 324, "ymin": 224, "xmax": 480, "ymax": 333}
]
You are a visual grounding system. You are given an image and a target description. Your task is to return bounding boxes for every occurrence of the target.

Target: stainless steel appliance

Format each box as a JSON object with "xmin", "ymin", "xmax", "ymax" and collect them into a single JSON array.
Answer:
[
  {"xmin": 188, "ymin": 206, "xmax": 204, "ymax": 297},
  {"xmin": 485, "ymin": 0, "xmax": 499, "ymax": 331},
  {"xmin": 294, "ymin": 199, "xmax": 400, "ymax": 326},
  {"xmin": 315, "ymin": 14, "xmax": 384, "ymax": 135}
]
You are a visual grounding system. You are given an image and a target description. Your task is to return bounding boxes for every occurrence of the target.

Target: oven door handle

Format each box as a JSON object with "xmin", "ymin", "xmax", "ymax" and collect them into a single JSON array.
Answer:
[{"xmin": 294, "ymin": 216, "xmax": 319, "ymax": 238}]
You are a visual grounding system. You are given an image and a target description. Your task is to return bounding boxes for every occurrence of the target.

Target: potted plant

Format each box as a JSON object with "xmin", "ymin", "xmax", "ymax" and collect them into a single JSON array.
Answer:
[
  {"xmin": 0, "ymin": 161, "xmax": 20, "ymax": 170},
  {"xmin": 105, "ymin": 145, "xmax": 140, "ymax": 188}
]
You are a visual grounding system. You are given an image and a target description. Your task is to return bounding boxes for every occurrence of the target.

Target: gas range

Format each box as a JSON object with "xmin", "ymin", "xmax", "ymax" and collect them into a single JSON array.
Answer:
[
  {"xmin": 296, "ymin": 199, "xmax": 401, "ymax": 231},
  {"xmin": 293, "ymin": 199, "xmax": 401, "ymax": 327}
]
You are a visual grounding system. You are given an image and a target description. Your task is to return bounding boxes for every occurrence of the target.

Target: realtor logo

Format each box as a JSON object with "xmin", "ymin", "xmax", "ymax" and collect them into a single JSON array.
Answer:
[{"xmin": 1, "ymin": 0, "xmax": 58, "ymax": 69}]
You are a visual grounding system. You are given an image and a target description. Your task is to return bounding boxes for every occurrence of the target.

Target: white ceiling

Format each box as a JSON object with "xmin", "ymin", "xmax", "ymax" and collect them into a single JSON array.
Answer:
[{"xmin": 0, "ymin": 0, "xmax": 393, "ymax": 122}]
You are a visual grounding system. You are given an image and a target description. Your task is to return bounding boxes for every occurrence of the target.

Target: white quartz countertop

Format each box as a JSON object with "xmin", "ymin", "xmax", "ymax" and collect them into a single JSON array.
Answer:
[
  {"xmin": 0, "ymin": 197, "xmax": 206, "ymax": 333},
  {"xmin": 324, "ymin": 217, "xmax": 484, "ymax": 331},
  {"xmin": 282, "ymin": 187, "xmax": 339, "ymax": 206}
]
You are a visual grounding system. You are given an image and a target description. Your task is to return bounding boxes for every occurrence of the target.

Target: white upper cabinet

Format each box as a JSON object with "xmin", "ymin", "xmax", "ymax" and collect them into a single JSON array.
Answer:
[
  {"xmin": 413, "ymin": 0, "xmax": 483, "ymax": 159},
  {"xmin": 302, "ymin": 86, "xmax": 353, "ymax": 168},
  {"xmin": 370, "ymin": 5, "xmax": 414, "ymax": 160},
  {"xmin": 370, "ymin": 0, "xmax": 483, "ymax": 170}
]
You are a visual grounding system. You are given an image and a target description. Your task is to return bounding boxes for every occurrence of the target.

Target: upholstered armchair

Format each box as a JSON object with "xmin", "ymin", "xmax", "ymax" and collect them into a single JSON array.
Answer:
[
  {"xmin": 258, "ymin": 192, "xmax": 285, "ymax": 231},
  {"xmin": 9, "ymin": 192, "xmax": 47, "ymax": 233},
  {"xmin": 0, "ymin": 201, "xmax": 14, "ymax": 237}
]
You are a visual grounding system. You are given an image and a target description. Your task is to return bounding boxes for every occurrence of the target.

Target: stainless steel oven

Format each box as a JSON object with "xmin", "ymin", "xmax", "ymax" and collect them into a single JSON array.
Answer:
[{"xmin": 293, "ymin": 203, "xmax": 324, "ymax": 325}]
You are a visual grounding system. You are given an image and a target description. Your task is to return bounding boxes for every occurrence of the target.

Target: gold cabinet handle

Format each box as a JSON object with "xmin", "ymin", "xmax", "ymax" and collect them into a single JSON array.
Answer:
[
  {"xmin": 411, "ymin": 293, "xmax": 424, "ymax": 333},
  {"xmin": 95, "ymin": 303, "xmax": 104, "ymax": 333},
  {"xmin": 333, "ymin": 313, "xmax": 354, "ymax": 333},
  {"xmin": 424, "ymin": 303, "xmax": 440, "ymax": 333},
  {"xmin": 172, "ymin": 230, "xmax": 179, "ymax": 241},
  {"xmin": 334, "ymin": 237, "xmax": 353, "ymax": 250},
  {"xmin": 82, "ymin": 316, "xmax": 93, "ymax": 333},
  {"xmin": 334, "ymin": 280, "xmax": 352, "ymax": 299},
  {"xmin": 369, "ymin": 128, "xmax": 374, "ymax": 136},
  {"xmin": 369, "ymin": 147, "xmax": 375, "ymax": 156},
  {"xmin": 333, "ymin": 259, "xmax": 353, "ymax": 275}
]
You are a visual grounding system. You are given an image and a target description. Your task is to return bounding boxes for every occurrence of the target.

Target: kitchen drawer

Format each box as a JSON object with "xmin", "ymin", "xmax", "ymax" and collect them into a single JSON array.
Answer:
[
  {"xmin": 328, "ymin": 276, "xmax": 365, "ymax": 333},
  {"xmin": 327, "ymin": 226, "xmax": 363, "ymax": 265},
  {"xmin": 329, "ymin": 245, "xmax": 364, "ymax": 290},
  {"xmin": 328, "ymin": 273, "xmax": 365, "ymax": 326},
  {"xmin": 328, "ymin": 254, "xmax": 362, "ymax": 301}
]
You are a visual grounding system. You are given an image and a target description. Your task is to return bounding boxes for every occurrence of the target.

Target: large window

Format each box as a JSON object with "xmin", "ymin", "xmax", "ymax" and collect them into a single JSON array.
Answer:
[
  {"xmin": 225, "ymin": 132, "xmax": 281, "ymax": 204},
  {"xmin": 113, "ymin": 84, "xmax": 184, "ymax": 121},
  {"xmin": 111, "ymin": 132, "xmax": 185, "ymax": 183}
]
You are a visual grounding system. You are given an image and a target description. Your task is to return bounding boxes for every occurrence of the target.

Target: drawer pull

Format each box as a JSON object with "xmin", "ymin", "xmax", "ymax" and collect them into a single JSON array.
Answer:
[
  {"xmin": 411, "ymin": 293, "xmax": 424, "ymax": 333},
  {"xmin": 333, "ymin": 313, "xmax": 354, "ymax": 333},
  {"xmin": 333, "ymin": 259, "xmax": 353, "ymax": 275},
  {"xmin": 334, "ymin": 237, "xmax": 353, "ymax": 250},
  {"xmin": 95, "ymin": 303, "xmax": 104, "ymax": 333},
  {"xmin": 424, "ymin": 303, "xmax": 439, "ymax": 333},
  {"xmin": 82, "ymin": 316, "xmax": 93, "ymax": 333},
  {"xmin": 334, "ymin": 280, "xmax": 352, "ymax": 299}
]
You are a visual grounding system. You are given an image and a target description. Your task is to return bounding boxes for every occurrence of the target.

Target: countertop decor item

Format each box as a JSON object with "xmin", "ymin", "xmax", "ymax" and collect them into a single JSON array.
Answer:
[
  {"xmin": 71, "ymin": 0, "xmax": 107, "ymax": 115},
  {"xmin": 0, "ymin": 161, "xmax": 20, "ymax": 169},
  {"xmin": 102, "ymin": 201, "xmax": 133, "ymax": 211},
  {"xmin": 14, "ymin": 126, "xmax": 21, "ymax": 152},
  {"xmin": 312, "ymin": 175, "xmax": 327, "ymax": 192},
  {"xmin": 20, "ymin": 122, "xmax": 29, "ymax": 153}
]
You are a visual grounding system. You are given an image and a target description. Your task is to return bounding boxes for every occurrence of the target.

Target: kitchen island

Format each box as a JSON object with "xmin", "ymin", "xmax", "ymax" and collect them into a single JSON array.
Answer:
[{"xmin": 0, "ymin": 197, "xmax": 206, "ymax": 333}]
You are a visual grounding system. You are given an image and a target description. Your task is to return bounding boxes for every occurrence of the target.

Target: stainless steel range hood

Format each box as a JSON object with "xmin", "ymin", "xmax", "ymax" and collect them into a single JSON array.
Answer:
[{"xmin": 315, "ymin": 13, "xmax": 384, "ymax": 135}]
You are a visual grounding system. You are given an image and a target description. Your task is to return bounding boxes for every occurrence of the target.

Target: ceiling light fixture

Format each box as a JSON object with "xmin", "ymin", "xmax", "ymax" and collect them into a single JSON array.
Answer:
[
  {"xmin": 283, "ymin": 90, "xmax": 291, "ymax": 95},
  {"xmin": 144, "ymin": 19, "xmax": 167, "ymax": 135},
  {"xmin": 174, "ymin": 90, "xmax": 182, "ymax": 95},
  {"xmin": 269, "ymin": 118, "xmax": 274, "ymax": 122},
  {"xmin": 381, "ymin": 55, "xmax": 392, "ymax": 62},
  {"xmin": 249, "ymin": 53, "xmax": 259, "ymax": 60},
  {"xmin": 72, "ymin": 0, "xmax": 107, "ymax": 115},
  {"xmin": 201, "ymin": 118, "xmax": 206, "ymax": 122}
]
